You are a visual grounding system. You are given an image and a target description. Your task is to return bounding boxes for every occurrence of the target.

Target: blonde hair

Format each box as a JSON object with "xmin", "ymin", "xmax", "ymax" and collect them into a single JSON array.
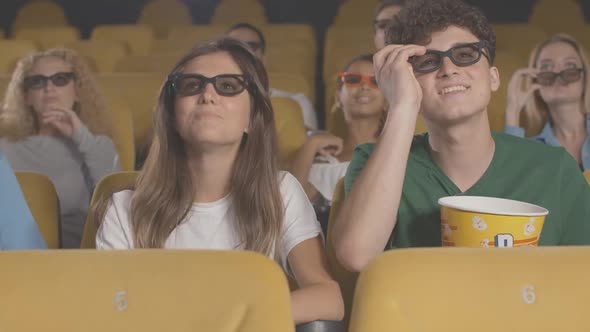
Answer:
[
  {"xmin": 104, "ymin": 38, "xmax": 284, "ymax": 257},
  {"xmin": 521, "ymin": 34, "xmax": 590, "ymax": 136},
  {"xmin": 0, "ymin": 48, "xmax": 111, "ymax": 140}
]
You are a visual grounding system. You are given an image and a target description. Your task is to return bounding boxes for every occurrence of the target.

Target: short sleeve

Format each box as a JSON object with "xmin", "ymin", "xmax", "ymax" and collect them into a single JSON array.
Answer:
[
  {"xmin": 557, "ymin": 152, "xmax": 590, "ymax": 244},
  {"xmin": 279, "ymin": 172, "xmax": 322, "ymax": 271},
  {"xmin": 96, "ymin": 190, "xmax": 135, "ymax": 249},
  {"xmin": 344, "ymin": 143, "xmax": 376, "ymax": 195}
]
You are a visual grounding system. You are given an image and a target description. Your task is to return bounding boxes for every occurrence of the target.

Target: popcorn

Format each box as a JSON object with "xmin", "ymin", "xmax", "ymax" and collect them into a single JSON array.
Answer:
[
  {"xmin": 472, "ymin": 216, "xmax": 487, "ymax": 231},
  {"xmin": 524, "ymin": 217, "xmax": 536, "ymax": 237}
]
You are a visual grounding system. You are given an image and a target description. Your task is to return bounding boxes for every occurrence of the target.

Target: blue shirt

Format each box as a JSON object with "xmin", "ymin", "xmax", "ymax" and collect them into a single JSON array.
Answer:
[
  {"xmin": 505, "ymin": 115, "xmax": 590, "ymax": 171},
  {"xmin": 0, "ymin": 152, "xmax": 47, "ymax": 249}
]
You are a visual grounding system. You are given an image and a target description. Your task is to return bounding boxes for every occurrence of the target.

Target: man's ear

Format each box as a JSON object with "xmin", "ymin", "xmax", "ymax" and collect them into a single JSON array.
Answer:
[{"xmin": 490, "ymin": 65, "xmax": 500, "ymax": 92}]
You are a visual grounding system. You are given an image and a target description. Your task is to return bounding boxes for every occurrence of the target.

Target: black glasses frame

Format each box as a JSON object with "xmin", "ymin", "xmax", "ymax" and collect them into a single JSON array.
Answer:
[
  {"xmin": 167, "ymin": 73, "xmax": 251, "ymax": 97},
  {"xmin": 533, "ymin": 68, "xmax": 585, "ymax": 86},
  {"xmin": 23, "ymin": 72, "xmax": 76, "ymax": 90},
  {"xmin": 410, "ymin": 41, "xmax": 491, "ymax": 73}
]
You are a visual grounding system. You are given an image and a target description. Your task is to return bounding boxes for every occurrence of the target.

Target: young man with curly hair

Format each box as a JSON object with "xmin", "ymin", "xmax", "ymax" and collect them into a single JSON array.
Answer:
[{"xmin": 332, "ymin": 0, "xmax": 590, "ymax": 272}]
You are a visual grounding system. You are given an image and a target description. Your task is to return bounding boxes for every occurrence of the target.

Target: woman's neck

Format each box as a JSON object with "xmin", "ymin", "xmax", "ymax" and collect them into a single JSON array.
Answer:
[
  {"xmin": 185, "ymin": 146, "xmax": 238, "ymax": 203},
  {"xmin": 342, "ymin": 114, "xmax": 381, "ymax": 159},
  {"xmin": 548, "ymin": 101, "xmax": 586, "ymax": 139}
]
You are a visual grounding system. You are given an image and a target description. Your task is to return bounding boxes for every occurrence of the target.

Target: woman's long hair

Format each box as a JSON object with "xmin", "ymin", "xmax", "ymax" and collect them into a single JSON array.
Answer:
[
  {"xmin": 0, "ymin": 48, "xmax": 111, "ymax": 140},
  {"xmin": 129, "ymin": 38, "xmax": 284, "ymax": 255},
  {"xmin": 522, "ymin": 34, "xmax": 590, "ymax": 136}
]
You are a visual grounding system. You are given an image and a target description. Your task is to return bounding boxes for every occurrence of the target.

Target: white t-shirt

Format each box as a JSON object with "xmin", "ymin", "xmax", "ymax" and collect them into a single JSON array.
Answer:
[
  {"xmin": 308, "ymin": 155, "xmax": 350, "ymax": 203},
  {"xmin": 96, "ymin": 172, "xmax": 322, "ymax": 271}
]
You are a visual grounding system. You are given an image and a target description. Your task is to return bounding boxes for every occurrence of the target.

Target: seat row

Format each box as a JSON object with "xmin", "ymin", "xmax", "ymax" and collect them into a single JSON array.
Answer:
[
  {"xmin": 11, "ymin": 0, "xmax": 268, "ymax": 35},
  {"xmin": 7, "ymin": 169, "xmax": 590, "ymax": 331}
]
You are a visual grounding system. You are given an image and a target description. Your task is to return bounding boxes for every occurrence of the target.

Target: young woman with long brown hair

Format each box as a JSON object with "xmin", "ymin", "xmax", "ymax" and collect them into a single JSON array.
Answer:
[{"xmin": 96, "ymin": 38, "xmax": 344, "ymax": 324}]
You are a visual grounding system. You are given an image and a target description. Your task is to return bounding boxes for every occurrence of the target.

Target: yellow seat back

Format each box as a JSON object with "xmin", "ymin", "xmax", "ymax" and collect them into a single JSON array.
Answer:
[
  {"xmin": 13, "ymin": 0, "xmax": 68, "ymax": 30},
  {"xmin": 114, "ymin": 54, "xmax": 180, "ymax": 74},
  {"xmin": 269, "ymin": 72, "xmax": 314, "ymax": 104},
  {"xmin": 92, "ymin": 25, "xmax": 154, "ymax": 56},
  {"xmin": 150, "ymin": 39, "xmax": 195, "ymax": 55},
  {"xmin": 266, "ymin": 48, "xmax": 315, "ymax": 90},
  {"xmin": 150, "ymin": 25, "xmax": 226, "ymax": 56},
  {"xmin": 263, "ymin": 24, "xmax": 316, "ymax": 57},
  {"xmin": 109, "ymin": 104, "xmax": 136, "ymax": 172},
  {"xmin": 0, "ymin": 40, "xmax": 37, "ymax": 74},
  {"xmin": 332, "ymin": 0, "xmax": 379, "ymax": 26},
  {"xmin": 529, "ymin": 0, "xmax": 586, "ymax": 34},
  {"xmin": 65, "ymin": 40, "xmax": 128, "ymax": 73},
  {"xmin": 165, "ymin": 25, "xmax": 228, "ymax": 47},
  {"xmin": 96, "ymin": 73, "xmax": 163, "ymax": 152},
  {"xmin": 138, "ymin": 0, "xmax": 193, "ymax": 39},
  {"xmin": 584, "ymin": 171, "xmax": 590, "ymax": 185},
  {"xmin": 13, "ymin": 26, "xmax": 80, "ymax": 50},
  {"xmin": 80, "ymin": 171, "xmax": 139, "ymax": 249},
  {"xmin": 0, "ymin": 74, "xmax": 10, "ymax": 100},
  {"xmin": 271, "ymin": 97, "xmax": 306, "ymax": 169},
  {"xmin": 211, "ymin": 0, "xmax": 267, "ymax": 25},
  {"xmin": 0, "ymin": 250, "xmax": 294, "ymax": 332},
  {"xmin": 350, "ymin": 247, "xmax": 590, "ymax": 332},
  {"xmin": 489, "ymin": 51, "xmax": 528, "ymax": 132},
  {"xmin": 492, "ymin": 24, "xmax": 547, "ymax": 59},
  {"xmin": 14, "ymin": 171, "xmax": 60, "ymax": 249}
]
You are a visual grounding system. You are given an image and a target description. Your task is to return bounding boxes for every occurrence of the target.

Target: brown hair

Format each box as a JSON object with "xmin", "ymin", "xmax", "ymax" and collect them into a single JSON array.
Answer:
[
  {"xmin": 0, "ymin": 48, "xmax": 111, "ymax": 140},
  {"xmin": 373, "ymin": 0, "xmax": 406, "ymax": 22},
  {"xmin": 128, "ymin": 38, "xmax": 284, "ymax": 255},
  {"xmin": 385, "ymin": 0, "xmax": 496, "ymax": 64},
  {"xmin": 227, "ymin": 22, "xmax": 266, "ymax": 54},
  {"xmin": 521, "ymin": 34, "xmax": 590, "ymax": 136}
]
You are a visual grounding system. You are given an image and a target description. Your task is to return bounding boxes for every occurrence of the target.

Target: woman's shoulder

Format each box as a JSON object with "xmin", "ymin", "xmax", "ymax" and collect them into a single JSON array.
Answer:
[
  {"xmin": 110, "ymin": 189, "xmax": 135, "ymax": 210},
  {"xmin": 278, "ymin": 171, "xmax": 310, "ymax": 203},
  {"xmin": 278, "ymin": 170, "xmax": 302, "ymax": 191}
]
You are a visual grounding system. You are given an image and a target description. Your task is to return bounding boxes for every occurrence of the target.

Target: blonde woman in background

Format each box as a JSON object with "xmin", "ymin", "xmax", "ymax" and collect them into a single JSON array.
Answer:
[
  {"xmin": 95, "ymin": 38, "xmax": 343, "ymax": 325},
  {"xmin": 0, "ymin": 48, "xmax": 120, "ymax": 248},
  {"xmin": 505, "ymin": 34, "xmax": 590, "ymax": 170}
]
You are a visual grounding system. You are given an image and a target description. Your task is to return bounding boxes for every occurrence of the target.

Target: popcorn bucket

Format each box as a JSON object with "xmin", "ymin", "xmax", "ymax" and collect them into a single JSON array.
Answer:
[{"xmin": 438, "ymin": 196, "xmax": 549, "ymax": 248}]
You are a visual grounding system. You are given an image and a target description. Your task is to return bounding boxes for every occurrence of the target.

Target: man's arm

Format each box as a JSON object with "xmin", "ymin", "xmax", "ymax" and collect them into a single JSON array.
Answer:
[{"xmin": 331, "ymin": 44, "xmax": 426, "ymax": 272}]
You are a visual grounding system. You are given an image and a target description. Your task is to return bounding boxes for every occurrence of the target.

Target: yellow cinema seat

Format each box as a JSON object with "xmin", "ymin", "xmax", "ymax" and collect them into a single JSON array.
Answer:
[
  {"xmin": 0, "ymin": 250, "xmax": 295, "ymax": 332},
  {"xmin": 349, "ymin": 247, "xmax": 590, "ymax": 332}
]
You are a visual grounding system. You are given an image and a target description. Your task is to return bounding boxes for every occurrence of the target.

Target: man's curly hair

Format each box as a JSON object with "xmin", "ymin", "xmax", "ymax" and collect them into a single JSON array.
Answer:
[{"xmin": 385, "ymin": 0, "xmax": 496, "ymax": 64}]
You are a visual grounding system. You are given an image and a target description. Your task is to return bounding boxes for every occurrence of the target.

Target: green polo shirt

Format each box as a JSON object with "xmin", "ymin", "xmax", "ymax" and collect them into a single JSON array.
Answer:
[{"xmin": 345, "ymin": 132, "xmax": 590, "ymax": 248}]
